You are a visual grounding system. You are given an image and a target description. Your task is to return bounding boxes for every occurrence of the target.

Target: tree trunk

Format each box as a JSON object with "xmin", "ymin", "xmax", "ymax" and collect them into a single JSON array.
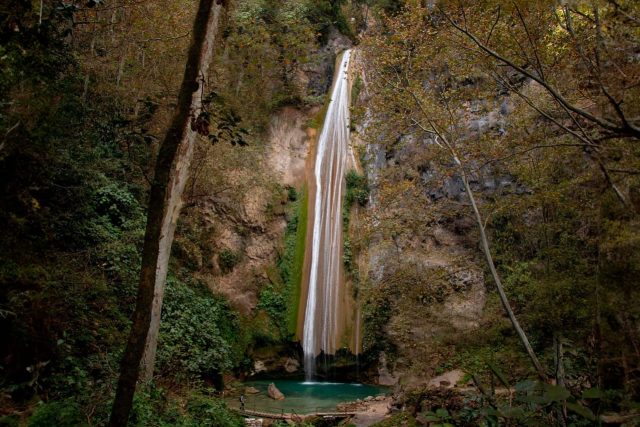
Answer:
[
  {"xmin": 139, "ymin": 0, "xmax": 225, "ymax": 384},
  {"xmin": 555, "ymin": 335, "xmax": 567, "ymax": 426},
  {"xmin": 108, "ymin": 1, "xmax": 224, "ymax": 425}
]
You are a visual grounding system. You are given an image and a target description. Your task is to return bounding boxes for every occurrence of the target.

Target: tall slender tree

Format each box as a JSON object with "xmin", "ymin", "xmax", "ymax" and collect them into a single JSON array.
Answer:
[{"xmin": 109, "ymin": 0, "xmax": 225, "ymax": 425}]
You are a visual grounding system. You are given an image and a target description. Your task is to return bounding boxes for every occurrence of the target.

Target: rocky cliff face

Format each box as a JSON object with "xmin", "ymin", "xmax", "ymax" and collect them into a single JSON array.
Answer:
[
  {"xmin": 196, "ymin": 107, "xmax": 313, "ymax": 316},
  {"xmin": 348, "ymin": 55, "xmax": 514, "ymax": 387},
  {"xmin": 174, "ymin": 30, "xmax": 353, "ymax": 338},
  {"xmin": 296, "ymin": 28, "xmax": 354, "ymax": 97}
]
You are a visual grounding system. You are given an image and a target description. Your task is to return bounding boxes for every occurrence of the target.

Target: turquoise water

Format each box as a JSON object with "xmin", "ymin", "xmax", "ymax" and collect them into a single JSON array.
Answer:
[{"xmin": 228, "ymin": 380, "xmax": 386, "ymax": 414}]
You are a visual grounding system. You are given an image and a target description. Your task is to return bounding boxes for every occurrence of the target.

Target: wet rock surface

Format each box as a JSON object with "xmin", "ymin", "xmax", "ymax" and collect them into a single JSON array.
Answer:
[{"xmin": 297, "ymin": 28, "xmax": 353, "ymax": 97}]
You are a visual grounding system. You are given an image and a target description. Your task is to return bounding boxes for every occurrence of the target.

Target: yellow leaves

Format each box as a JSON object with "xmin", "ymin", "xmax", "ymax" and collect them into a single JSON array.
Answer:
[{"xmin": 30, "ymin": 197, "xmax": 40, "ymax": 211}]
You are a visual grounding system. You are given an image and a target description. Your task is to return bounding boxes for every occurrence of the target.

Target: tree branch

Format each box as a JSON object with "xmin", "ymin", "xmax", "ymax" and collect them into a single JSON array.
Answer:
[
  {"xmin": 492, "ymin": 72, "xmax": 630, "ymax": 207},
  {"xmin": 512, "ymin": 1, "xmax": 545, "ymax": 81},
  {"xmin": 405, "ymin": 85, "xmax": 548, "ymax": 381},
  {"xmin": 440, "ymin": 7, "xmax": 640, "ymax": 138}
]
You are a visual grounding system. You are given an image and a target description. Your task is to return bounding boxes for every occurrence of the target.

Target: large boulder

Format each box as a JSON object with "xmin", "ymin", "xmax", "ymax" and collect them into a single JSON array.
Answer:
[
  {"xmin": 245, "ymin": 386, "xmax": 260, "ymax": 395},
  {"xmin": 284, "ymin": 357, "xmax": 300, "ymax": 373},
  {"xmin": 253, "ymin": 360, "xmax": 267, "ymax": 374},
  {"xmin": 267, "ymin": 383, "xmax": 285, "ymax": 401},
  {"xmin": 427, "ymin": 369, "xmax": 466, "ymax": 389}
]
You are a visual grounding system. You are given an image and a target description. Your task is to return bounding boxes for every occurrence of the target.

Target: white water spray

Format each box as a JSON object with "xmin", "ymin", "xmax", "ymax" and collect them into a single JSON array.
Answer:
[{"xmin": 303, "ymin": 49, "xmax": 352, "ymax": 380}]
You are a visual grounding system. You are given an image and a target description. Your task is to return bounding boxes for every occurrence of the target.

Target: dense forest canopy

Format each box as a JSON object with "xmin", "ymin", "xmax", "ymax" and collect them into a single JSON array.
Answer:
[{"xmin": 1, "ymin": 0, "xmax": 639, "ymax": 426}]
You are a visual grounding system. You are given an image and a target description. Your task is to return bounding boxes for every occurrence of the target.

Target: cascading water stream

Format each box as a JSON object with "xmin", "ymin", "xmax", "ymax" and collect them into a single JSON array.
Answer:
[{"xmin": 303, "ymin": 49, "xmax": 352, "ymax": 380}]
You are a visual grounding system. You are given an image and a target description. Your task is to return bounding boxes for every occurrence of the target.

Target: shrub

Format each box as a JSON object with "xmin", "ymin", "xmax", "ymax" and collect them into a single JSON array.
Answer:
[
  {"xmin": 257, "ymin": 285, "xmax": 288, "ymax": 338},
  {"xmin": 287, "ymin": 186, "xmax": 298, "ymax": 202},
  {"xmin": 186, "ymin": 394, "xmax": 244, "ymax": 427},
  {"xmin": 27, "ymin": 400, "xmax": 87, "ymax": 427},
  {"xmin": 157, "ymin": 278, "xmax": 239, "ymax": 380},
  {"xmin": 345, "ymin": 170, "xmax": 369, "ymax": 207},
  {"xmin": 0, "ymin": 415, "xmax": 19, "ymax": 427},
  {"xmin": 94, "ymin": 184, "xmax": 142, "ymax": 228},
  {"xmin": 272, "ymin": 188, "xmax": 308, "ymax": 337},
  {"xmin": 304, "ymin": 0, "xmax": 355, "ymax": 42},
  {"xmin": 218, "ymin": 249, "xmax": 239, "ymax": 274},
  {"xmin": 130, "ymin": 386, "xmax": 243, "ymax": 427}
]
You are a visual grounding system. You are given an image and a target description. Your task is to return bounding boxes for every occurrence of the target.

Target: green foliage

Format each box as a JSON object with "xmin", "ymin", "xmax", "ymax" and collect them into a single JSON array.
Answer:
[
  {"xmin": 218, "ymin": 248, "xmax": 240, "ymax": 274},
  {"xmin": 361, "ymin": 279, "xmax": 396, "ymax": 363},
  {"xmin": 129, "ymin": 385, "xmax": 243, "ymax": 427},
  {"xmin": 284, "ymin": 187, "xmax": 308, "ymax": 334},
  {"xmin": 362, "ymin": 0, "xmax": 640, "ymax": 410},
  {"xmin": 257, "ymin": 284, "xmax": 289, "ymax": 338},
  {"xmin": 224, "ymin": 0, "xmax": 341, "ymax": 129},
  {"xmin": 0, "ymin": 0, "xmax": 302, "ymax": 423},
  {"xmin": 371, "ymin": 411, "xmax": 417, "ymax": 426},
  {"xmin": 350, "ymin": 74, "xmax": 365, "ymax": 131},
  {"xmin": 308, "ymin": 97, "xmax": 331, "ymax": 130},
  {"xmin": 157, "ymin": 278, "xmax": 239, "ymax": 380},
  {"xmin": 304, "ymin": 0, "xmax": 355, "ymax": 42},
  {"xmin": 194, "ymin": 91, "xmax": 249, "ymax": 147},
  {"xmin": 0, "ymin": 256, "xmax": 130, "ymax": 405},
  {"xmin": 345, "ymin": 170, "xmax": 370, "ymax": 207},
  {"xmin": 343, "ymin": 170, "xmax": 367, "ymax": 288},
  {"xmin": 473, "ymin": 379, "xmax": 598, "ymax": 425},
  {"xmin": 27, "ymin": 400, "xmax": 87, "ymax": 427},
  {"xmin": 0, "ymin": 61, "xmax": 148, "ymax": 408},
  {"xmin": 0, "ymin": 1, "xmax": 76, "ymax": 102},
  {"xmin": 351, "ymin": 75, "xmax": 364, "ymax": 108},
  {"xmin": 0, "ymin": 416, "xmax": 19, "ymax": 427},
  {"xmin": 258, "ymin": 186, "xmax": 307, "ymax": 339},
  {"xmin": 371, "ymin": 0, "xmax": 405, "ymax": 16},
  {"xmin": 184, "ymin": 394, "xmax": 244, "ymax": 427},
  {"xmin": 172, "ymin": 215, "xmax": 218, "ymax": 273},
  {"xmin": 420, "ymin": 408, "xmax": 454, "ymax": 427},
  {"xmin": 95, "ymin": 184, "xmax": 143, "ymax": 229},
  {"xmin": 343, "ymin": 237, "xmax": 354, "ymax": 273},
  {"xmin": 399, "ymin": 373, "xmax": 611, "ymax": 426},
  {"xmin": 287, "ymin": 186, "xmax": 298, "ymax": 202}
]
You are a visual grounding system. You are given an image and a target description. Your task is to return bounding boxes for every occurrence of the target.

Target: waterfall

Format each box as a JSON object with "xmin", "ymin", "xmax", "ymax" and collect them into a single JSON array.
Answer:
[{"xmin": 303, "ymin": 49, "xmax": 352, "ymax": 380}]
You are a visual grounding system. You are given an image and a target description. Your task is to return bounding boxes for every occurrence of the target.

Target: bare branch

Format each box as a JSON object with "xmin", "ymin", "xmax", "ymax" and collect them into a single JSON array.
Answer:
[
  {"xmin": 486, "ymin": 6, "xmax": 501, "ymax": 46},
  {"xmin": 606, "ymin": 0, "xmax": 640, "ymax": 25},
  {"xmin": 440, "ymin": 7, "xmax": 640, "ymax": 138},
  {"xmin": 137, "ymin": 32, "xmax": 190, "ymax": 44},
  {"xmin": 493, "ymin": 72, "xmax": 596, "ymax": 147},
  {"xmin": 512, "ymin": 1, "xmax": 545, "ymax": 81},
  {"xmin": 1, "ymin": 121, "xmax": 20, "ymax": 151},
  {"xmin": 493, "ymin": 73, "xmax": 630, "ymax": 207},
  {"xmin": 609, "ymin": 168, "xmax": 640, "ymax": 175}
]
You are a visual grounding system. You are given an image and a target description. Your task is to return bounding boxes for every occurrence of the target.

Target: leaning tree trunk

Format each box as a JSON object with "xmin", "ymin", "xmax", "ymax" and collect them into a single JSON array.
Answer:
[
  {"xmin": 406, "ymin": 84, "xmax": 548, "ymax": 382},
  {"xmin": 108, "ymin": 1, "xmax": 224, "ymax": 425},
  {"xmin": 457, "ymin": 160, "xmax": 548, "ymax": 381}
]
